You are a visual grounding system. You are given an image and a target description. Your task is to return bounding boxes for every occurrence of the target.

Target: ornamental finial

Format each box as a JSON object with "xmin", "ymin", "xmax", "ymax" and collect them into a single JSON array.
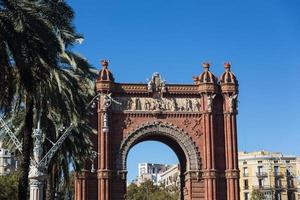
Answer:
[
  {"xmin": 101, "ymin": 59, "xmax": 109, "ymax": 68},
  {"xmin": 224, "ymin": 62, "xmax": 231, "ymax": 72},
  {"xmin": 202, "ymin": 62, "xmax": 210, "ymax": 72}
]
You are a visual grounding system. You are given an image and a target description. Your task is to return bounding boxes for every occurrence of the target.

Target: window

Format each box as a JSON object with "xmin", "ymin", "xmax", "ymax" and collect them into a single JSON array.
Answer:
[
  {"xmin": 243, "ymin": 161, "xmax": 247, "ymax": 165},
  {"xmin": 244, "ymin": 179, "xmax": 249, "ymax": 190},
  {"xmin": 275, "ymin": 191, "xmax": 281, "ymax": 200},
  {"xmin": 274, "ymin": 166, "xmax": 279, "ymax": 176},
  {"xmin": 258, "ymin": 161, "xmax": 262, "ymax": 164},
  {"xmin": 244, "ymin": 192, "xmax": 249, "ymax": 200},
  {"xmin": 257, "ymin": 166, "xmax": 265, "ymax": 176},
  {"xmin": 287, "ymin": 178, "xmax": 293, "ymax": 188},
  {"xmin": 275, "ymin": 178, "xmax": 281, "ymax": 188},
  {"xmin": 243, "ymin": 167, "xmax": 249, "ymax": 176},
  {"xmin": 258, "ymin": 179, "xmax": 264, "ymax": 188}
]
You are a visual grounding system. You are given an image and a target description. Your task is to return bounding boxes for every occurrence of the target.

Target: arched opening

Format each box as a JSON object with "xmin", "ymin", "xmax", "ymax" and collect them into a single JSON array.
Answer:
[
  {"xmin": 127, "ymin": 140, "xmax": 184, "ymax": 199},
  {"xmin": 127, "ymin": 141, "xmax": 181, "ymax": 198},
  {"xmin": 115, "ymin": 121, "xmax": 201, "ymax": 200}
]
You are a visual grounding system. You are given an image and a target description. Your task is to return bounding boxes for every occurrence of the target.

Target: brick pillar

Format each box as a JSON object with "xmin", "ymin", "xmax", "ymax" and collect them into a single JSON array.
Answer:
[
  {"xmin": 223, "ymin": 107, "xmax": 239, "ymax": 200},
  {"xmin": 194, "ymin": 62, "xmax": 219, "ymax": 200},
  {"xmin": 75, "ymin": 170, "xmax": 89, "ymax": 200},
  {"xmin": 220, "ymin": 63, "xmax": 240, "ymax": 200},
  {"xmin": 97, "ymin": 103, "xmax": 112, "ymax": 200},
  {"xmin": 96, "ymin": 59, "xmax": 115, "ymax": 200},
  {"xmin": 202, "ymin": 94, "xmax": 218, "ymax": 200}
]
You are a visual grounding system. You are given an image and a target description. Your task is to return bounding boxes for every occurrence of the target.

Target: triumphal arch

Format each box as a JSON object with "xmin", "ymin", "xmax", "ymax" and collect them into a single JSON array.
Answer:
[{"xmin": 75, "ymin": 60, "xmax": 240, "ymax": 200}]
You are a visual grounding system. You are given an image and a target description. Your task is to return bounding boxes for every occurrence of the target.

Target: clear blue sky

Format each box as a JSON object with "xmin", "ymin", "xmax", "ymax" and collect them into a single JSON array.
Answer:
[{"xmin": 68, "ymin": 0, "xmax": 300, "ymax": 182}]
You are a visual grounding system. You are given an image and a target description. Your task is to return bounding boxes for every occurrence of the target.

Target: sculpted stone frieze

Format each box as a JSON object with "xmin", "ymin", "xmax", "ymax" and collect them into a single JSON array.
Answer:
[{"xmin": 112, "ymin": 97, "xmax": 201, "ymax": 112}]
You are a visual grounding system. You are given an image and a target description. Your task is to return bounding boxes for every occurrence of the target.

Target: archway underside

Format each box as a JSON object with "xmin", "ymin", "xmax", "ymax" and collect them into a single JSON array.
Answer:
[{"xmin": 116, "ymin": 121, "xmax": 201, "ymax": 173}]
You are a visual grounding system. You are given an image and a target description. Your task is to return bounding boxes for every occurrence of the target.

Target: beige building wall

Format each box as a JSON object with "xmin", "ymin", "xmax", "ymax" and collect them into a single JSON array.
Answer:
[
  {"xmin": 0, "ymin": 142, "xmax": 17, "ymax": 175},
  {"xmin": 239, "ymin": 151, "xmax": 299, "ymax": 200},
  {"xmin": 296, "ymin": 158, "xmax": 300, "ymax": 199}
]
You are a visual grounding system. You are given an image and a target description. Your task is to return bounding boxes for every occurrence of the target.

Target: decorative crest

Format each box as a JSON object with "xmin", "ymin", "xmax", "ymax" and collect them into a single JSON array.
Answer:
[{"xmin": 147, "ymin": 72, "xmax": 166, "ymax": 93}]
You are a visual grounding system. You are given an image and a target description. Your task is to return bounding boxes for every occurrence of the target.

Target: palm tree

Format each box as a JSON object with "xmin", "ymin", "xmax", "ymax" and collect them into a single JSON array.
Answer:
[{"xmin": 0, "ymin": 0, "xmax": 96, "ymax": 199}]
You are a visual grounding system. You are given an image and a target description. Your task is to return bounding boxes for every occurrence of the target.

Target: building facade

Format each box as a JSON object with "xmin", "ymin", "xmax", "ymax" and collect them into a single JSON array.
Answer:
[
  {"xmin": 239, "ymin": 151, "xmax": 299, "ymax": 200},
  {"xmin": 159, "ymin": 164, "xmax": 180, "ymax": 189}
]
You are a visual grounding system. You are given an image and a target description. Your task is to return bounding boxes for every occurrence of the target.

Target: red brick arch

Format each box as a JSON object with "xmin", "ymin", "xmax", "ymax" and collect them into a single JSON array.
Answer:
[{"xmin": 75, "ymin": 62, "xmax": 240, "ymax": 200}]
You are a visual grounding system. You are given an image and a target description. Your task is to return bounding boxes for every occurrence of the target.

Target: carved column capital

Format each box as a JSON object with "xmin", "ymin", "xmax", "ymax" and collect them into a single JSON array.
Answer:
[
  {"xmin": 184, "ymin": 170, "xmax": 202, "ymax": 180},
  {"xmin": 117, "ymin": 170, "xmax": 128, "ymax": 180},
  {"xmin": 202, "ymin": 169, "xmax": 219, "ymax": 179},
  {"xmin": 97, "ymin": 169, "xmax": 113, "ymax": 179},
  {"xmin": 225, "ymin": 169, "xmax": 240, "ymax": 179}
]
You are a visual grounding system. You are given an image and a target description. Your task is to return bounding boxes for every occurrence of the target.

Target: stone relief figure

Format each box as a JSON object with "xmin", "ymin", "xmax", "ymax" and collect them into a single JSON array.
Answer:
[
  {"xmin": 147, "ymin": 79, "xmax": 153, "ymax": 92},
  {"xmin": 192, "ymin": 99, "xmax": 200, "ymax": 112},
  {"xmin": 112, "ymin": 97, "xmax": 202, "ymax": 112},
  {"xmin": 170, "ymin": 98, "xmax": 177, "ymax": 111},
  {"xmin": 228, "ymin": 94, "xmax": 238, "ymax": 113},
  {"xmin": 187, "ymin": 99, "xmax": 193, "ymax": 111},
  {"xmin": 136, "ymin": 98, "xmax": 142, "ymax": 110},
  {"xmin": 126, "ymin": 98, "xmax": 132, "ymax": 110},
  {"xmin": 144, "ymin": 99, "xmax": 151, "ymax": 110},
  {"xmin": 155, "ymin": 99, "xmax": 161, "ymax": 111},
  {"xmin": 207, "ymin": 94, "xmax": 216, "ymax": 112},
  {"xmin": 131, "ymin": 97, "xmax": 136, "ymax": 110}
]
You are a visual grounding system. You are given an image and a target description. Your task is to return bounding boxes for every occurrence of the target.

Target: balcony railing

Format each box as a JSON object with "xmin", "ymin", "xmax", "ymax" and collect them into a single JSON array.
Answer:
[
  {"xmin": 287, "ymin": 184, "xmax": 296, "ymax": 190},
  {"xmin": 256, "ymin": 172, "xmax": 268, "ymax": 177},
  {"xmin": 243, "ymin": 173, "xmax": 249, "ymax": 177},
  {"xmin": 253, "ymin": 185, "xmax": 272, "ymax": 190},
  {"xmin": 273, "ymin": 172, "xmax": 283, "ymax": 177},
  {"xmin": 274, "ymin": 185, "xmax": 283, "ymax": 190}
]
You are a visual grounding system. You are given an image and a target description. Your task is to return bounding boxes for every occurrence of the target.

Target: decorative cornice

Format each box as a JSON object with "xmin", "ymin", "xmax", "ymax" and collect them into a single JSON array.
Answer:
[
  {"xmin": 111, "ymin": 83, "xmax": 199, "ymax": 94},
  {"xmin": 96, "ymin": 81, "xmax": 114, "ymax": 92}
]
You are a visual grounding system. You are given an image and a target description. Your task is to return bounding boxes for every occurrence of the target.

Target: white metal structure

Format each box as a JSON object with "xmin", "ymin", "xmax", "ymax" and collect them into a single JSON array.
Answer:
[{"xmin": 0, "ymin": 115, "xmax": 74, "ymax": 200}]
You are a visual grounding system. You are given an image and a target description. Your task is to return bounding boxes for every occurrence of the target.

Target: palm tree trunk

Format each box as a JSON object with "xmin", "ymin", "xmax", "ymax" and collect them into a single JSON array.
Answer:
[{"xmin": 18, "ymin": 98, "xmax": 34, "ymax": 200}]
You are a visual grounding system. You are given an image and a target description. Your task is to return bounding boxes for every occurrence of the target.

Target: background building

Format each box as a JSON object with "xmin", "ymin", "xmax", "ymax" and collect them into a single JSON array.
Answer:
[
  {"xmin": 239, "ymin": 151, "xmax": 299, "ymax": 200},
  {"xmin": 137, "ymin": 163, "xmax": 171, "ymax": 185},
  {"xmin": 0, "ymin": 141, "xmax": 17, "ymax": 175},
  {"xmin": 159, "ymin": 164, "xmax": 180, "ymax": 189},
  {"xmin": 296, "ymin": 158, "xmax": 300, "ymax": 199}
]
